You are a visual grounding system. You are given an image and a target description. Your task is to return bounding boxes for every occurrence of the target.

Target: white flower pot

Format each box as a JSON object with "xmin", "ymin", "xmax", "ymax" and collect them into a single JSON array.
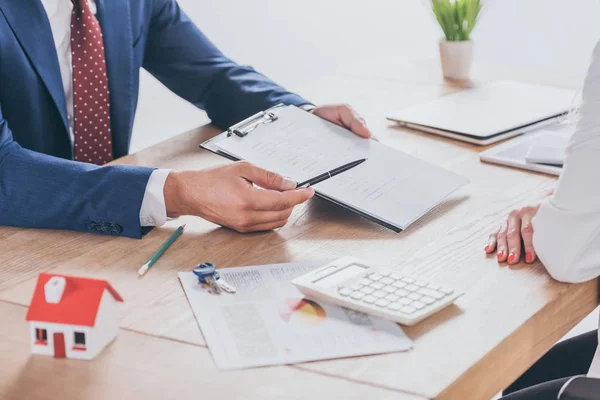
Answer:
[{"xmin": 439, "ymin": 39, "xmax": 473, "ymax": 81}]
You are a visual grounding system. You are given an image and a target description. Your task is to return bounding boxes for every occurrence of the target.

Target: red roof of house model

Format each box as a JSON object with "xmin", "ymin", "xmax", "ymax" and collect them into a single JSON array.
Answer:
[{"xmin": 26, "ymin": 273, "xmax": 123, "ymax": 327}]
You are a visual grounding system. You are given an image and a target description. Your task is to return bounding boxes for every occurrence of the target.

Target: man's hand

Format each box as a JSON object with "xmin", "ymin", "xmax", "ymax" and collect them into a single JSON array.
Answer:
[
  {"xmin": 312, "ymin": 104, "xmax": 372, "ymax": 138},
  {"xmin": 163, "ymin": 161, "xmax": 315, "ymax": 232}
]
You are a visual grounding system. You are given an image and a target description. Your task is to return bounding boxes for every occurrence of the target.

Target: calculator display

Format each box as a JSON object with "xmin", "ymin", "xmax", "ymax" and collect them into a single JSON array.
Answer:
[{"xmin": 313, "ymin": 264, "xmax": 368, "ymax": 288}]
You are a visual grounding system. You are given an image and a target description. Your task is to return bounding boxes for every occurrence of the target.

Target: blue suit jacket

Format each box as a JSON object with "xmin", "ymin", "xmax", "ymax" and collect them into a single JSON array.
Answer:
[{"xmin": 0, "ymin": 0, "xmax": 307, "ymax": 238}]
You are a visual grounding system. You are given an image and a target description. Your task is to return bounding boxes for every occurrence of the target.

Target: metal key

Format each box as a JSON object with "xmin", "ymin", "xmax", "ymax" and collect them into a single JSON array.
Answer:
[
  {"xmin": 193, "ymin": 262, "xmax": 222, "ymax": 294},
  {"xmin": 216, "ymin": 278, "xmax": 236, "ymax": 294}
]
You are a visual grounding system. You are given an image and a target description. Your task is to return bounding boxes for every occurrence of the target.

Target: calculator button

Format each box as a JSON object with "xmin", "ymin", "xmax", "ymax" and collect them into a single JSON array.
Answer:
[
  {"xmin": 412, "ymin": 301, "xmax": 425, "ymax": 310},
  {"xmin": 440, "ymin": 287, "xmax": 455, "ymax": 295},
  {"xmin": 359, "ymin": 278, "xmax": 373, "ymax": 286},
  {"xmin": 388, "ymin": 302, "xmax": 403, "ymax": 311},
  {"xmin": 390, "ymin": 273, "xmax": 402, "ymax": 280},
  {"xmin": 392, "ymin": 281, "xmax": 407, "ymax": 289},
  {"xmin": 395, "ymin": 289, "xmax": 409, "ymax": 297},
  {"xmin": 362, "ymin": 295, "xmax": 377, "ymax": 304},
  {"xmin": 380, "ymin": 277, "xmax": 394, "ymax": 285},
  {"xmin": 401, "ymin": 306, "xmax": 416, "ymax": 314},
  {"xmin": 383, "ymin": 285, "xmax": 397, "ymax": 293},
  {"xmin": 405, "ymin": 284, "xmax": 419, "ymax": 292},
  {"xmin": 408, "ymin": 293, "xmax": 422, "ymax": 301},
  {"xmin": 402, "ymin": 277, "xmax": 415, "ymax": 284},
  {"xmin": 421, "ymin": 296, "xmax": 435, "ymax": 305},
  {"xmin": 379, "ymin": 270, "xmax": 392, "ymax": 277},
  {"xmin": 385, "ymin": 294, "xmax": 399, "ymax": 302},
  {"xmin": 375, "ymin": 299, "xmax": 390, "ymax": 307},
  {"xmin": 339, "ymin": 288, "xmax": 353, "ymax": 296},
  {"xmin": 417, "ymin": 288, "xmax": 445, "ymax": 299},
  {"xmin": 399, "ymin": 298, "xmax": 412, "ymax": 305},
  {"xmin": 360, "ymin": 287, "xmax": 375, "ymax": 294},
  {"xmin": 427, "ymin": 283, "xmax": 441, "ymax": 290},
  {"xmin": 373, "ymin": 290, "xmax": 387, "ymax": 298},
  {"xmin": 350, "ymin": 292, "xmax": 365, "ymax": 300},
  {"xmin": 370, "ymin": 282, "xmax": 384, "ymax": 290},
  {"xmin": 369, "ymin": 273, "xmax": 383, "ymax": 281},
  {"xmin": 350, "ymin": 284, "xmax": 363, "ymax": 291}
]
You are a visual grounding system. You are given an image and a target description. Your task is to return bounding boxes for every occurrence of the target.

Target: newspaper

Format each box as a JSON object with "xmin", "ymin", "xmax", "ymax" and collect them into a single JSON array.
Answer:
[{"xmin": 179, "ymin": 261, "xmax": 413, "ymax": 370}]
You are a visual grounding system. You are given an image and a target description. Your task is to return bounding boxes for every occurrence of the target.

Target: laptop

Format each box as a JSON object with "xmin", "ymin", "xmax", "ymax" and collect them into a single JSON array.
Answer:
[{"xmin": 386, "ymin": 81, "xmax": 576, "ymax": 145}]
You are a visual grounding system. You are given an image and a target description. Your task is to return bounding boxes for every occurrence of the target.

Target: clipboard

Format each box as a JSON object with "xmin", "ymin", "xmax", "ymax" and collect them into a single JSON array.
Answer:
[
  {"xmin": 200, "ymin": 104, "xmax": 469, "ymax": 233},
  {"xmin": 200, "ymin": 105, "xmax": 403, "ymax": 231},
  {"xmin": 201, "ymin": 104, "xmax": 285, "ymax": 161}
]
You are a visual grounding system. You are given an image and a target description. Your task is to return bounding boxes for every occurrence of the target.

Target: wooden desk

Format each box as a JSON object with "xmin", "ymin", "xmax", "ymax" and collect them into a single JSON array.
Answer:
[{"xmin": 0, "ymin": 62, "xmax": 596, "ymax": 400}]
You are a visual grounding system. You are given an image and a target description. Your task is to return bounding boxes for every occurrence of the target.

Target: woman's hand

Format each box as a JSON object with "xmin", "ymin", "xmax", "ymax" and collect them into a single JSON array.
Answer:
[
  {"xmin": 485, "ymin": 189, "xmax": 554, "ymax": 265},
  {"xmin": 485, "ymin": 204, "xmax": 541, "ymax": 265}
]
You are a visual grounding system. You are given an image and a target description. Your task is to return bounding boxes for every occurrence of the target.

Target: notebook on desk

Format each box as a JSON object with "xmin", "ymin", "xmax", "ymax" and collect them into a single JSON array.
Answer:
[
  {"xmin": 386, "ymin": 81, "xmax": 576, "ymax": 145},
  {"xmin": 201, "ymin": 105, "xmax": 469, "ymax": 232}
]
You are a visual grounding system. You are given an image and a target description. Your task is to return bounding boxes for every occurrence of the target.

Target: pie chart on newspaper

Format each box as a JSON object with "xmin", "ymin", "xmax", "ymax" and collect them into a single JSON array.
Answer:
[{"xmin": 279, "ymin": 298, "xmax": 326, "ymax": 326}]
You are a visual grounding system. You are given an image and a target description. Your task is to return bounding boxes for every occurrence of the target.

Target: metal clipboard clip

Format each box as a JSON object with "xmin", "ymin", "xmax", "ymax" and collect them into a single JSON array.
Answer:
[{"xmin": 226, "ymin": 104, "xmax": 285, "ymax": 138}]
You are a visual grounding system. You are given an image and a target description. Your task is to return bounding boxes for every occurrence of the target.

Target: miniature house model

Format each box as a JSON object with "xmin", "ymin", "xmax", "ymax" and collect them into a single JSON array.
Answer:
[{"xmin": 26, "ymin": 273, "xmax": 123, "ymax": 360}]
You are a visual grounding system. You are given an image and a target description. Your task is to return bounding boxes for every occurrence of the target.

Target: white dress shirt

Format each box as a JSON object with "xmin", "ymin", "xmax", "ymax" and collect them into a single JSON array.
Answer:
[
  {"xmin": 532, "ymin": 39, "xmax": 600, "ymax": 376},
  {"xmin": 40, "ymin": 0, "xmax": 169, "ymax": 227}
]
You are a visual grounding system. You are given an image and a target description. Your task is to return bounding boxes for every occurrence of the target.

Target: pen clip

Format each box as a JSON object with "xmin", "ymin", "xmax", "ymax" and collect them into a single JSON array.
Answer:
[{"xmin": 227, "ymin": 104, "xmax": 284, "ymax": 138}]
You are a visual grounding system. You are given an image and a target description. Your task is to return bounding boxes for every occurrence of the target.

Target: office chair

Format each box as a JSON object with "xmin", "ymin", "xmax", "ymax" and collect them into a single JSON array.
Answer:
[{"xmin": 558, "ymin": 376, "xmax": 600, "ymax": 400}]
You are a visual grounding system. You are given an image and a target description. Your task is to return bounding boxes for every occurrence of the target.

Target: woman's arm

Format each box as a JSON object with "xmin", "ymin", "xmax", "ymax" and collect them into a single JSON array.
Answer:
[
  {"xmin": 533, "ymin": 40, "xmax": 600, "ymax": 283},
  {"xmin": 485, "ymin": 39, "xmax": 600, "ymax": 283}
]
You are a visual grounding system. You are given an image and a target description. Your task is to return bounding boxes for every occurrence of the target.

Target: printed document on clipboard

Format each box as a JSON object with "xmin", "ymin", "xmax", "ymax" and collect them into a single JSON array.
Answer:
[{"xmin": 201, "ymin": 105, "xmax": 469, "ymax": 232}]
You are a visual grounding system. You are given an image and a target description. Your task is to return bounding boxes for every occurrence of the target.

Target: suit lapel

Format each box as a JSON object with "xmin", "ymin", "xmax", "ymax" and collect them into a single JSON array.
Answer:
[
  {"xmin": 0, "ymin": 0, "xmax": 69, "ymax": 134},
  {"xmin": 96, "ymin": 0, "xmax": 133, "ymax": 142}
]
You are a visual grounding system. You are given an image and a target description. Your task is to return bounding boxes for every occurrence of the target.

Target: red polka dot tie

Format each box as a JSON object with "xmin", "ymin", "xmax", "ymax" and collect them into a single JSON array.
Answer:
[{"xmin": 70, "ymin": 0, "xmax": 113, "ymax": 165}]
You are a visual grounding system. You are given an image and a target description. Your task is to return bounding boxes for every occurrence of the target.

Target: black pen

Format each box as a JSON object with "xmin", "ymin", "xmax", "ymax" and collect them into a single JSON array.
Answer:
[{"xmin": 297, "ymin": 158, "xmax": 367, "ymax": 188}]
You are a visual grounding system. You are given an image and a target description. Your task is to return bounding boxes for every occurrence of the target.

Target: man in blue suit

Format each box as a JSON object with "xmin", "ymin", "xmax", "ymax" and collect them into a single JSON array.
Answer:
[{"xmin": 0, "ymin": 0, "xmax": 371, "ymax": 238}]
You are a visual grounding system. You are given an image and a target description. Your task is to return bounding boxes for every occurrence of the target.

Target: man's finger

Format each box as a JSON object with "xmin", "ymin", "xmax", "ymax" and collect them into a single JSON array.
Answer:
[
  {"xmin": 244, "ymin": 208, "xmax": 295, "ymax": 226},
  {"xmin": 246, "ymin": 218, "xmax": 290, "ymax": 232},
  {"xmin": 521, "ymin": 212, "xmax": 536, "ymax": 263},
  {"xmin": 236, "ymin": 161, "xmax": 296, "ymax": 191},
  {"xmin": 337, "ymin": 105, "xmax": 372, "ymax": 138},
  {"xmin": 250, "ymin": 187, "xmax": 315, "ymax": 211},
  {"xmin": 506, "ymin": 211, "xmax": 522, "ymax": 265}
]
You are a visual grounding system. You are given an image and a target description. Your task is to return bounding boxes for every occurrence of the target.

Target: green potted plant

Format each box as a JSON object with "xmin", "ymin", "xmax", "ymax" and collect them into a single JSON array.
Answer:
[{"xmin": 430, "ymin": 0, "xmax": 483, "ymax": 80}]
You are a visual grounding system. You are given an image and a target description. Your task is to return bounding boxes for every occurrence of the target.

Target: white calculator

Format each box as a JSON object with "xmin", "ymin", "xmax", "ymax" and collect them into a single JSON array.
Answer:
[{"xmin": 292, "ymin": 257, "xmax": 462, "ymax": 326}]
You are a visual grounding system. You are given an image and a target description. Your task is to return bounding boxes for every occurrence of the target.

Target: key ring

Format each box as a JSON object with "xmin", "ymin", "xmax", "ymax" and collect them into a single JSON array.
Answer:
[{"xmin": 193, "ymin": 262, "xmax": 220, "ymax": 284}]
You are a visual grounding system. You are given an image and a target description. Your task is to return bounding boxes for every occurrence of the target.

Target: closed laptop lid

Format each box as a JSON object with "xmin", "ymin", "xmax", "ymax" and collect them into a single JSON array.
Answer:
[{"xmin": 387, "ymin": 81, "xmax": 576, "ymax": 140}]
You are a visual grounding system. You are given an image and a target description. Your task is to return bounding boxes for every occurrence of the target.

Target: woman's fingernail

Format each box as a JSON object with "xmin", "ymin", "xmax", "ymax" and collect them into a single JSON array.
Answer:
[
  {"xmin": 497, "ymin": 250, "xmax": 504, "ymax": 260},
  {"xmin": 484, "ymin": 244, "xmax": 490, "ymax": 252},
  {"xmin": 508, "ymin": 253, "xmax": 516, "ymax": 263},
  {"xmin": 525, "ymin": 252, "xmax": 533, "ymax": 263}
]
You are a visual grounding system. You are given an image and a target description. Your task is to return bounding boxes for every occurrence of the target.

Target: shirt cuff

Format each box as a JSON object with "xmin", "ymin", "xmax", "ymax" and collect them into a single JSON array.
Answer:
[
  {"xmin": 139, "ymin": 169, "xmax": 172, "ymax": 227},
  {"xmin": 299, "ymin": 103, "xmax": 316, "ymax": 112}
]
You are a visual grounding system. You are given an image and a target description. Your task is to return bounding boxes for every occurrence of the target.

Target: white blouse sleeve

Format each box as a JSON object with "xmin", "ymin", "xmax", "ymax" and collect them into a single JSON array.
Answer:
[{"xmin": 533, "ymin": 39, "xmax": 600, "ymax": 283}]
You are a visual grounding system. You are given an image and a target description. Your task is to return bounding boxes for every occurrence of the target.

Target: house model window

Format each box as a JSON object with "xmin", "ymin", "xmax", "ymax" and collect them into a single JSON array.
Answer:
[
  {"xmin": 35, "ymin": 328, "xmax": 48, "ymax": 345},
  {"xmin": 73, "ymin": 332, "xmax": 86, "ymax": 350}
]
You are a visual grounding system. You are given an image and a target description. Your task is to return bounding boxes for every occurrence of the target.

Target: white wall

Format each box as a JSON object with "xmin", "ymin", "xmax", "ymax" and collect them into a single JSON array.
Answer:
[{"xmin": 131, "ymin": 0, "xmax": 600, "ymax": 152}]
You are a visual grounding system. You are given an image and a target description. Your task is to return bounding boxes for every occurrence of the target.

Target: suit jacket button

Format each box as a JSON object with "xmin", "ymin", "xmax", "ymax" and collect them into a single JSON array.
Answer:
[
  {"xmin": 101, "ymin": 222, "xmax": 112, "ymax": 233},
  {"xmin": 111, "ymin": 224, "xmax": 123, "ymax": 234}
]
